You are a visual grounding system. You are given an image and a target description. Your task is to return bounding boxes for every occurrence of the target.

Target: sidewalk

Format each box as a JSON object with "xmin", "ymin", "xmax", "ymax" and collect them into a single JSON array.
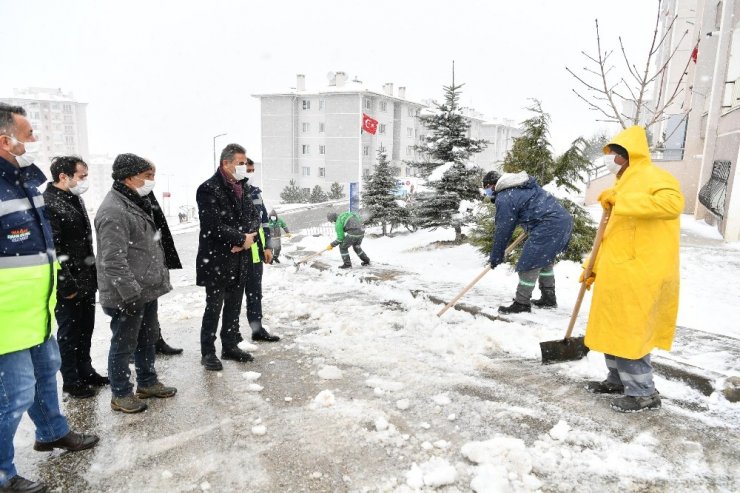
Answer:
[{"xmin": 285, "ymin": 212, "xmax": 740, "ymax": 402}]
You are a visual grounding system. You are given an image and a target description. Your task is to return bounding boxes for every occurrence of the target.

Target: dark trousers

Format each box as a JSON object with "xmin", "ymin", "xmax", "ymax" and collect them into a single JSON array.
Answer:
[
  {"xmin": 103, "ymin": 300, "xmax": 159, "ymax": 398},
  {"xmin": 339, "ymin": 234, "xmax": 369, "ymax": 266},
  {"xmin": 201, "ymin": 282, "xmax": 246, "ymax": 355},
  {"xmin": 55, "ymin": 293, "xmax": 97, "ymax": 385},
  {"xmin": 269, "ymin": 238, "xmax": 282, "ymax": 261},
  {"xmin": 244, "ymin": 261, "xmax": 263, "ymax": 324}
]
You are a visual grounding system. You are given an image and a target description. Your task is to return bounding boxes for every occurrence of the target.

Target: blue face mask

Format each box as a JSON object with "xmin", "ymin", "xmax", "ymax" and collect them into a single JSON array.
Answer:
[{"xmin": 483, "ymin": 187, "xmax": 494, "ymax": 198}]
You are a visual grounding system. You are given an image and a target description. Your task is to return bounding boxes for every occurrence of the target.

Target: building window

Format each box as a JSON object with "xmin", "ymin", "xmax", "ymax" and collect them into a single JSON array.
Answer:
[
  {"xmin": 302, "ymin": 144, "xmax": 310, "ymax": 155},
  {"xmin": 319, "ymin": 100, "xmax": 324, "ymax": 110},
  {"xmin": 407, "ymin": 107, "xmax": 414, "ymax": 117},
  {"xmin": 364, "ymin": 98, "xmax": 371, "ymax": 110},
  {"xmin": 302, "ymin": 187, "xmax": 310, "ymax": 195},
  {"xmin": 379, "ymin": 123, "xmax": 386, "ymax": 134},
  {"xmin": 302, "ymin": 122, "xmax": 310, "ymax": 133},
  {"xmin": 302, "ymin": 100, "xmax": 311, "ymax": 110},
  {"xmin": 407, "ymin": 127, "xmax": 413, "ymax": 137},
  {"xmin": 302, "ymin": 167, "xmax": 311, "ymax": 176},
  {"xmin": 319, "ymin": 167, "xmax": 326, "ymax": 177},
  {"xmin": 380, "ymin": 101, "xmax": 387, "ymax": 112},
  {"xmin": 319, "ymin": 145, "xmax": 326, "ymax": 155},
  {"xmin": 363, "ymin": 168, "xmax": 370, "ymax": 177},
  {"xmin": 363, "ymin": 146, "xmax": 370, "ymax": 156},
  {"xmin": 63, "ymin": 104, "xmax": 72, "ymax": 113},
  {"xmin": 65, "ymin": 136, "xmax": 75, "ymax": 145},
  {"xmin": 64, "ymin": 125, "xmax": 73, "ymax": 134},
  {"xmin": 406, "ymin": 145, "xmax": 414, "ymax": 156},
  {"xmin": 319, "ymin": 122, "xmax": 325, "ymax": 133}
]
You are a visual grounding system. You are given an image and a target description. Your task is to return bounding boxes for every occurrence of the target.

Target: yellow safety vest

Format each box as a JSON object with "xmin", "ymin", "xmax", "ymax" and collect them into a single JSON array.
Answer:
[{"xmin": 250, "ymin": 227, "xmax": 266, "ymax": 264}]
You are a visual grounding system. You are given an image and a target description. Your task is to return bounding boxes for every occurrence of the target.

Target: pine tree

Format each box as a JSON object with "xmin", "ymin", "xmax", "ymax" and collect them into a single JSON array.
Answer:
[
  {"xmin": 328, "ymin": 182, "xmax": 345, "ymax": 200},
  {"xmin": 469, "ymin": 101, "xmax": 597, "ymax": 263},
  {"xmin": 280, "ymin": 179, "xmax": 303, "ymax": 203},
  {"xmin": 362, "ymin": 147, "xmax": 409, "ymax": 236},
  {"xmin": 408, "ymin": 81, "xmax": 487, "ymax": 242},
  {"xmin": 309, "ymin": 185, "xmax": 328, "ymax": 203}
]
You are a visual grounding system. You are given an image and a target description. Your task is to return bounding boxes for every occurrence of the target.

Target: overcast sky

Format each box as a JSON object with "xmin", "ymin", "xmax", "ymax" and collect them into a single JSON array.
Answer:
[{"xmin": 2, "ymin": 0, "xmax": 658, "ymax": 204}]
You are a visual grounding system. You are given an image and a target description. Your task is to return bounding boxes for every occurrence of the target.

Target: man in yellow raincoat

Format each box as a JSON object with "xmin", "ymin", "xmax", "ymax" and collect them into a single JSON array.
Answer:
[{"xmin": 583, "ymin": 126, "xmax": 684, "ymax": 413}]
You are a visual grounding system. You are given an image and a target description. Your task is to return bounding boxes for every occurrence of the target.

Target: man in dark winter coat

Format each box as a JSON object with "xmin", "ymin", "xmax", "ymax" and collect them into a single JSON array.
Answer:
[
  {"xmin": 44, "ymin": 156, "xmax": 106, "ymax": 400},
  {"xmin": 267, "ymin": 209, "xmax": 290, "ymax": 264},
  {"xmin": 196, "ymin": 144, "xmax": 261, "ymax": 371},
  {"xmin": 243, "ymin": 158, "xmax": 280, "ymax": 343},
  {"xmin": 327, "ymin": 211, "xmax": 371, "ymax": 269},
  {"xmin": 149, "ymin": 193, "xmax": 185, "ymax": 357},
  {"xmin": 483, "ymin": 170, "xmax": 573, "ymax": 314},
  {"xmin": 96, "ymin": 154, "xmax": 177, "ymax": 413}
]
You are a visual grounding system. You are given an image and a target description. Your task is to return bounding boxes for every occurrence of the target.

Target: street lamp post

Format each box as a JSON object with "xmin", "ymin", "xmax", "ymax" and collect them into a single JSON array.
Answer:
[{"xmin": 213, "ymin": 133, "xmax": 227, "ymax": 171}]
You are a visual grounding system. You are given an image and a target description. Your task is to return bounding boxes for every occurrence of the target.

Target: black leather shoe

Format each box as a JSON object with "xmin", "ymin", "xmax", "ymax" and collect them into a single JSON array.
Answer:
[
  {"xmin": 221, "ymin": 347, "xmax": 254, "ymax": 362},
  {"xmin": 33, "ymin": 430, "xmax": 99, "ymax": 452},
  {"xmin": 0, "ymin": 475, "xmax": 46, "ymax": 492},
  {"xmin": 62, "ymin": 383, "xmax": 95, "ymax": 399},
  {"xmin": 201, "ymin": 353, "xmax": 223, "ymax": 371},
  {"xmin": 338, "ymin": 264, "xmax": 352, "ymax": 269},
  {"xmin": 81, "ymin": 373, "xmax": 109, "ymax": 387},
  {"xmin": 156, "ymin": 336, "xmax": 183, "ymax": 355},
  {"xmin": 252, "ymin": 328, "xmax": 280, "ymax": 342}
]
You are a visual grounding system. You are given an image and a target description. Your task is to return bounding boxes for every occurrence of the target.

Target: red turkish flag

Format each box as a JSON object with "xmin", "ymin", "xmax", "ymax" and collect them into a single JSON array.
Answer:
[{"xmin": 362, "ymin": 113, "xmax": 378, "ymax": 134}]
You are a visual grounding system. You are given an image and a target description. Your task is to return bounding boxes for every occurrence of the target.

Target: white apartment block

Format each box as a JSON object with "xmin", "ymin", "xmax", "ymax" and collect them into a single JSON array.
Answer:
[
  {"xmin": 0, "ymin": 87, "xmax": 89, "ymax": 178},
  {"xmin": 86, "ymin": 153, "xmax": 115, "ymax": 211},
  {"xmin": 253, "ymin": 73, "xmax": 519, "ymax": 202}
]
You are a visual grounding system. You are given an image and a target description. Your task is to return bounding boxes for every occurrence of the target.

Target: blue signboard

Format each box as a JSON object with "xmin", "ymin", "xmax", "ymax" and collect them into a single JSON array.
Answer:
[{"xmin": 349, "ymin": 182, "xmax": 359, "ymax": 212}]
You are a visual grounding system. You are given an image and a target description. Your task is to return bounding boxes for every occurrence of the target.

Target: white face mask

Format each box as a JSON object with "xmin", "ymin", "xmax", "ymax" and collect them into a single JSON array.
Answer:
[
  {"xmin": 69, "ymin": 178, "xmax": 89, "ymax": 196},
  {"xmin": 245, "ymin": 171, "xmax": 255, "ymax": 181},
  {"xmin": 270, "ymin": 216, "xmax": 276, "ymax": 221},
  {"xmin": 9, "ymin": 137, "xmax": 42, "ymax": 168},
  {"xmin": 136, "ymin": 179, "xmax": 156, "ymax": 197},
  {"xmin": 233, "ymin": 165, "xmax": 248, "ymax": 180},
  {"xmin": 603, "ymin": 154, "xmax": 623, "ymax": 175}
]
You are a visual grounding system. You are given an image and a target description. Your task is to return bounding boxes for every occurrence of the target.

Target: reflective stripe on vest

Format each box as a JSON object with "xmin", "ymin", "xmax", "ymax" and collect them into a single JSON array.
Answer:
[
  {"xmin": 0, "ymin": 261, "xmax": 59, "ymax": 355},
  {"xmin": 250, "ymin": 227, "xmax": 266, "ymax": 263},
  {"xmin": 0, "ymin": 195, "xmax": 45, "ymax": 218}
]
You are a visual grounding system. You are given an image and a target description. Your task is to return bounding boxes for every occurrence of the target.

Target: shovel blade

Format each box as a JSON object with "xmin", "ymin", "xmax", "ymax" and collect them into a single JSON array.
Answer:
[{"xmin": 539, "ymin": 336, "xmax": 589, "ymax": 365}]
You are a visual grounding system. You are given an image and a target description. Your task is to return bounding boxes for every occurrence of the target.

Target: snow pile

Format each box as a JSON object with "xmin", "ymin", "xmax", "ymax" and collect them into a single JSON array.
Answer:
[
  {"xmin": 251, "ymin": 425, "xmax": 267, "ymax": 436},
  {"xmin": 242, "ymin": 371, "xmax": 261, "ymax": 381},
  {"xmin": 405, "ymin": 457, "xmax": 458, "ymax": 489},
  {"xmin": 461, "ymin": 435, "xmax": 541, "ymax": 492},
  {"xmin": 317, "ymin": 365, "xmax": 343, "ymax": 380},
  {"xmin": 313, "ymin": 390, "xmax": 336, "ymax": 407}
]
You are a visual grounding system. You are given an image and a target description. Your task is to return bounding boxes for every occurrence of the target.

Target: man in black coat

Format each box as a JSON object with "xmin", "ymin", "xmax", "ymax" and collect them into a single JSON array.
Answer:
[
  {"xmin": 44, "ymin": 156, "xmax": 106, "ymax": 399},
  {"xmin": 196, "ymin": 143, "xmax": 259, "ymax": 371}
]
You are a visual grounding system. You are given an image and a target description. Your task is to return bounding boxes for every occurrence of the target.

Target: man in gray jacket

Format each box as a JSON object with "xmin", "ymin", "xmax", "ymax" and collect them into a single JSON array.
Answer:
[{"xmin": 95, "ymin": 154, "xmax": 177, "ymax": 414}]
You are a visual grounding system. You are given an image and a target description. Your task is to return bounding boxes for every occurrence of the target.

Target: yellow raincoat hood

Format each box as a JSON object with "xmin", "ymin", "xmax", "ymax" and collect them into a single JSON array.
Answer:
[{"xmin": 585, "ymin": 126, "xmax": 685, "ymax": 359}]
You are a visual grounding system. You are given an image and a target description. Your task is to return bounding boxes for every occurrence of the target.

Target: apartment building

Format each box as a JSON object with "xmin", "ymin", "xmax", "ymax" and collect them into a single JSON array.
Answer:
[
  {"xmin": 585, "ymin": 0, "xmax": 740, "ymax": 241},
  {"xmin": 253, "ymin": 73, "xmax": 519, "ymax": 202},
  {"xmin": 0, "ymin": 87, "xmax": 89, "ymax": 177}
]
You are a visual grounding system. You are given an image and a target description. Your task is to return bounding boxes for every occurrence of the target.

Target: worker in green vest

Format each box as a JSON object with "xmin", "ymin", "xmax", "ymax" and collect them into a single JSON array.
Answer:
[{"xmin": 327, "ymin": 211, "xmax": 371, "ymax": 269}]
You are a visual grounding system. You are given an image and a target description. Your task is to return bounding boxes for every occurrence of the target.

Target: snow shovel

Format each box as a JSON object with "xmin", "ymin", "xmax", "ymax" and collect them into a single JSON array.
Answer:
[
  {"xmin": 293, "ymin": 247, "xmax": 330, "ymax": 271},
  {"xmin": 539, "ymin": 207, "xmax": 611, "ymax": 365},
  {"xmin": 437, "ymin": 233, "xmax": 528, "ymax": 317}
]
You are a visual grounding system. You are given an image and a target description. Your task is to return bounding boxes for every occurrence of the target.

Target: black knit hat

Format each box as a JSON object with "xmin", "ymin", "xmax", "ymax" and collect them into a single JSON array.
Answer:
[
  {"xmin": 112, "ymin": 153, "xmax": 153, "ymax": 180},
  {"xmin": 482, "ymin": 170, "xmax": 501, "ymax": 188},
  {"xmin": 327, "ymin": 212, "xmax": 338, "ymax": 222}
]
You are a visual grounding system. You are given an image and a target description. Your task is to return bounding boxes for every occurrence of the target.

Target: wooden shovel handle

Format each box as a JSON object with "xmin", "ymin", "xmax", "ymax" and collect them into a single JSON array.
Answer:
[
  {"xmin": 564, "ymin": 207, "xmax": 611, "ymax": 339},
  {"xmin": 296, "ymin": 249, "xmax": 326, "ymax": 265},
  {"xmin": 437, "ymin": 232, "xmax": 527, "ymax": 317}
]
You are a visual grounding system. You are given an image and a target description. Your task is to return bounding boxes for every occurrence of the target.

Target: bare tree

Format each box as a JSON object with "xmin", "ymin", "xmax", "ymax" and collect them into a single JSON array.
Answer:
[{"xmin": 566, "ymin": 0, "xmax": 694, "ymax": 135}]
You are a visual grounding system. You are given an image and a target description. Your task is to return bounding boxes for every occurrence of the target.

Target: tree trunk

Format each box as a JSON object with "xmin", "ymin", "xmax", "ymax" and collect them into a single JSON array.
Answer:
[
  {"xmin": 382, "ymin": 222, "xmax": 387, "ymax": 236},
  {"xmin": 454, "ymin": 225, "xmax": 462, "ymax": 243}
]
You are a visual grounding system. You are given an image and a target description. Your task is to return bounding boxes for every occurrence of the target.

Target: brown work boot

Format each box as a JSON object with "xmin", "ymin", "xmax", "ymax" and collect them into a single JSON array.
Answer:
[
  {"xmin": 111, "ymin": 394, "xmax": 148, "ymax": 413},
  {"xmin": 135, "ymin": 381, "xmax": 177, "ymax": 399}
]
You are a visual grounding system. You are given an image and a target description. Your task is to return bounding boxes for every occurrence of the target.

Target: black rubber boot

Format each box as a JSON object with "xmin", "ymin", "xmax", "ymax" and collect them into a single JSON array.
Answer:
[
  {"xmin": 156, "ymin": 336, "xmax": 183, "ymax": 355},
  {"xmin": 498, "ymin": 300, "xmax": 532, "ymax": 314},
  {"xmin": 532, "ymin": 288, "xmax": 557, "ymax": 308}
]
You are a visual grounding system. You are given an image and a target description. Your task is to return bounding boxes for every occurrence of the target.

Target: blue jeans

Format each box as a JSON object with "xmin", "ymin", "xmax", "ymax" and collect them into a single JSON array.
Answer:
[
  {"xmin": 0, "ymin": 336, "xmax": 70, "ymax": 485},
  {"xmin": 103, "ymin": 300, "xmax": 159, "ymax": 398}
]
